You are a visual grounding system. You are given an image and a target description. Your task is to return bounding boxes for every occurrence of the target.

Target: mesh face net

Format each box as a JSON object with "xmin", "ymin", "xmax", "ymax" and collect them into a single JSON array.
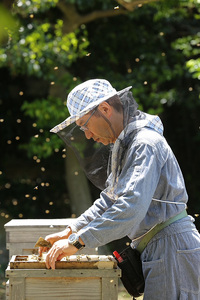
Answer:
[
  {"xmin": 56, "ymin": 90, "xmax": 138, "ymax": 191},
  {"xmin": 57, "ymin": 124, "xmax": 112, "ymax": 190}
]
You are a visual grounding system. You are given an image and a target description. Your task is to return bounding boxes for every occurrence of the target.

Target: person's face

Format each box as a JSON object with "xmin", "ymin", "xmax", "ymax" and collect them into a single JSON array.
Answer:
[{"xmin": 76, "ymin": 104, "xmax": 118, "ymax": 145}]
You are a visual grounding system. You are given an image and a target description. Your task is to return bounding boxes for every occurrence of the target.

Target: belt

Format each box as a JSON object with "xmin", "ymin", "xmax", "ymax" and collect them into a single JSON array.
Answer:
[{"xmin": 136, "ymin": 209, "xmax": 187, "ymax": 254}]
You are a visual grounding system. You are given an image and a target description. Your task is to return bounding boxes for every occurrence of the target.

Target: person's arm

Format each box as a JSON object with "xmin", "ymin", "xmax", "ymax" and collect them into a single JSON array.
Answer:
[
  {"xmin": 45, "ymin": 141, "xmax": 163, "ymax": 269},
  {"xmin": 39, "ymin": 180, "xmax": 114, "ymax": 256},
  {"xmin": 77, "ymin": 141, "xmax": 163, "ymax": 248},
  {"xmin": 44, "ymin": 197, "xmax": 118, "ymax": 269}
]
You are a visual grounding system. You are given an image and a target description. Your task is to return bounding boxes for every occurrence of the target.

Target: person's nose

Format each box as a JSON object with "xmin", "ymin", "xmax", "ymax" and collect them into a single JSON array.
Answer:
[{"xmin": 84, "ymin": 130, "xmax": 93, "ymax": 139}]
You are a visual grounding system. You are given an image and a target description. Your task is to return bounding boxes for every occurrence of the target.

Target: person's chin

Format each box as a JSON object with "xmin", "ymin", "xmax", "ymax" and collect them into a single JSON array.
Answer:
[
  {"xmin": 100, "ymin": 139, "xmax": 112, "ymax": 145},
  {"xmin": 94, "ymin": 137, "xmax": 112, "ymax": 145}
]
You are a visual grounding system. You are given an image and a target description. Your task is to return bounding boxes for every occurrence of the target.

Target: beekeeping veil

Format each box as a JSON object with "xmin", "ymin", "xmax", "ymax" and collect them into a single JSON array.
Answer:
[{"xmin": 50, "ymin": 79, "xmax": 138, "ymax": 190}]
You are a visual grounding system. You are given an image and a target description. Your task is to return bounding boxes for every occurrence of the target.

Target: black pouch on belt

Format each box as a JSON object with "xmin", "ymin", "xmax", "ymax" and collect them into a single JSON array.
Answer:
[{"xmin": 114, "ymin": 246, "xmax": 145, "ymax": 298}]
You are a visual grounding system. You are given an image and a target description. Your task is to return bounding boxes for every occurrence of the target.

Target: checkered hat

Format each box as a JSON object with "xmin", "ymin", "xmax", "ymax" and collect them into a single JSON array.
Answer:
[{"xmin": 50, "ymin": 79, "xmax": 132, "ymax": 133}]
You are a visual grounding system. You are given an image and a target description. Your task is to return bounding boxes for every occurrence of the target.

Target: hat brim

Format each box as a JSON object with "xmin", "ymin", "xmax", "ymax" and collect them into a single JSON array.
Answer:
[{"xmin": 50, "ymin": 86, "xmax": 132, "ymax": 133}]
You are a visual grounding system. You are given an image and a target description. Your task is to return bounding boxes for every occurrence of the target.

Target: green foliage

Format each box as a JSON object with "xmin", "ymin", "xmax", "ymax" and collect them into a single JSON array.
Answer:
[
  {"xmin": 172, "ymin": 33, "xmax": 200, "ymax": 79},
  {"xmin": 14, "ymin": 0, "xmax": 59, "ymax": 13},
  {"xmin": 80, "ymin": 0, "xmax": 200, "ymax": 112},
  {"xmin": 186, "ymin": 58, "xmax": 200, "ymax": 78},
  {"xmin": 22, "ymin": 95, "xmax": 69, "ymax": 125},
  {"xmin": 20, "ymin": 94, "xmax": 70, "ymax": 158},
  {"xmin": 19, "ymin": 133, "xmax": 63, "ymax": 158},
  {"xmin": 0, "ymin": 20, "xmax": 88, "ymax": 78},
  {"xmin": 170, "ymin": 1, "xmax": 200, "ymax": 80},
  {"xmin": 173, "ymin": 34, "xmax": 200, "ymax": 57},
  {"xmin": 0, "ymin": 4, "xmax": 17, "ymax": 43},
  {"xmin": 0, "ymin": 0, "xmax": 88, "ymax": 159}
]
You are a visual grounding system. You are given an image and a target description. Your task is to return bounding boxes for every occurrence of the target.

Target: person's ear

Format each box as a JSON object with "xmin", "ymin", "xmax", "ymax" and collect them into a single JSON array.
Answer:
[{"xmin": 98, "ymin": 102, "xmax": 112, "ymax": 117}]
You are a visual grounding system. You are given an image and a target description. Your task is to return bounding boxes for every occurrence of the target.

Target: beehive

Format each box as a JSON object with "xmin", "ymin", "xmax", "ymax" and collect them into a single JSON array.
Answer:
[{"xmin": 6, "ymin": 254, "xmax": 121, "ymax": 300}]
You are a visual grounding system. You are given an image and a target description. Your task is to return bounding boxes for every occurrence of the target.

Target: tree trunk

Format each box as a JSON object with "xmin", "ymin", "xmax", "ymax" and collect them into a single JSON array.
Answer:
[{"xmin": 65, "ymin": 147, "xmax": 93, "ymax": 216}]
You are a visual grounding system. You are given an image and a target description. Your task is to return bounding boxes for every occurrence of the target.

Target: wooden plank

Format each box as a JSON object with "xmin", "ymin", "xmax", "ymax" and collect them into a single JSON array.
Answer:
[
  {"xmin": 6, "ymin": 280, "xmax": 9, "ymax": 300},
  {"xmin": 7, "ymin": 243, "xmax": 39, "ymax": 258},
  {"xmin": 25, "ymin": 277, "xmax": 101, "ymax": 300},
  {"xmin": 7, "ymin": 243, "xmax": 35, "ymax": 251},
  {"xmin": 6, "ymin": 266, "xmax": 121, "ymax": 279},
  {"xmin": 4, "ymin": 218, "xmax": 73, "ymax": 228},
  {"xmin": 101, "ymin": 277, "xmax": 118, "ymax": 300},
  {"xmin": 9, "ymin": 277, "xmax": 25, "ymax": 300},
  {"xmin": 8, "ymin": 230, "xmax": 60, "ymax": 243}
]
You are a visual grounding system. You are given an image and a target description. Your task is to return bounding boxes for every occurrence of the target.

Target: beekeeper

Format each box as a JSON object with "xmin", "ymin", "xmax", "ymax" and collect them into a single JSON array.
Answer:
[{"xmin": 40, "ymin": 79, "xmax": 200, "ymax": 300}]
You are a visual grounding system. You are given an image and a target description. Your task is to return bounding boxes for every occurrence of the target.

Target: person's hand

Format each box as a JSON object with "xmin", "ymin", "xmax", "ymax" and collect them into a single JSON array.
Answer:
[
  {"xmin": 38, "ymin": 227, "xmax": 72, "ymax": 256},
  {"xmin": 45, "ymin": 239, "xmax": 78, "ymax": 270}
]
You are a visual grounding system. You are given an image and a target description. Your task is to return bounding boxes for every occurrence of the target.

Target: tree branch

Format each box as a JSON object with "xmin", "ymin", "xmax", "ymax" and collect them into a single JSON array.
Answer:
[
  {"xmin": 78, "ymin": 8, "xmax": 128, "ymax": 26},
  {"xmin": 57, "ymin": 1, "xmax": 127, "ymax": 33},
  {"xmin": 116, "ymin": 0, "xmax": 160, "ymax": 11},
  {"xmin": 56, "ymin": 0, "xmax": 160, "ymax": 33}
]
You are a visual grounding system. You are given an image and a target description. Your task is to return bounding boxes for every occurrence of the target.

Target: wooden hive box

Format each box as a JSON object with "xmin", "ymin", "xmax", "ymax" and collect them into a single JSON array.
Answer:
[
  {"xmin": 4, "ymin": 219, "xmax": 98, "ymax": 258},
  {"xmin": 6, "ymin": 255, "xmax": 121, "ymax": 300}
]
